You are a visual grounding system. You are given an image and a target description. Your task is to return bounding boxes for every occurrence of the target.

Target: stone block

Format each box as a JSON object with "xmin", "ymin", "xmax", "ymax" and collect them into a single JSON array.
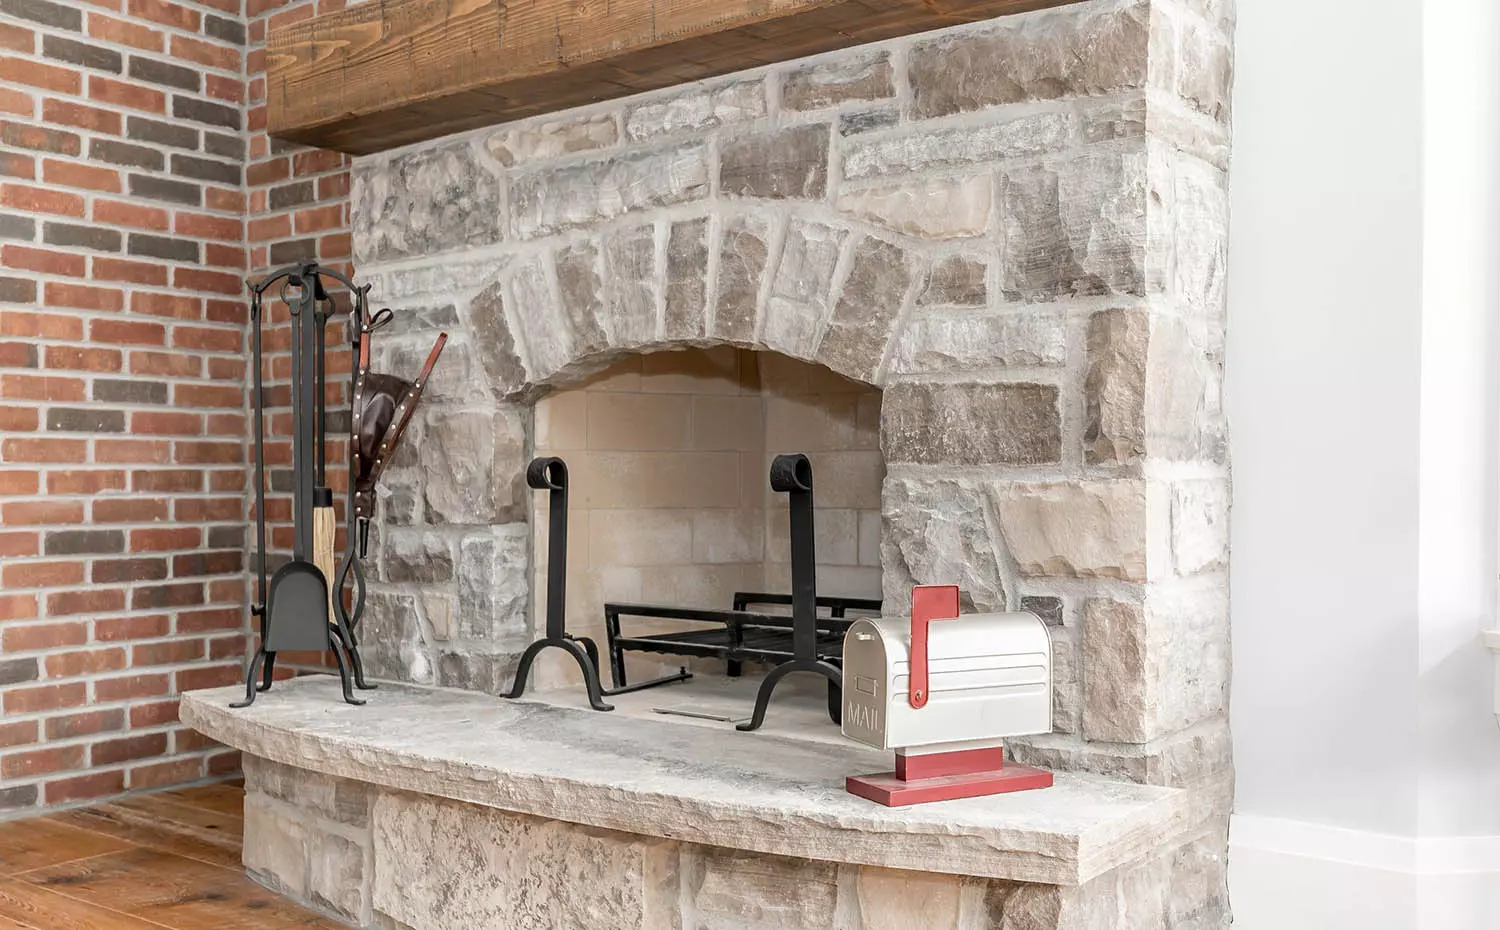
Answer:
[
  {"xmin": 918, "ymin": 255, "xmax": 987, "ymax": 307},
  {"xmin": 1082, "ymin": 598, "xmax": 1148, "ymax": 742},
  {"xmin": 1174, "ymin": 8, "xmax": 1233, "ymax": 124},
  {"xmin": 815, "ymin": 236, "xmax": 912, "ymax": 383},
  {"xmin": 1171, "ymin": 479, "xmax": 1228, "ymax": 576},
  {"xmin": 908, "ymin": 0, "xmax": 1148, "ymax": 118},
  {"xmin": 511, "ymin": 145, "xmax": 709, "ymax": 238},
  {"xmin": 880, "ymin": 477, "xmax": 1007, "ymax": 617},
  {"xmin": 353, "ymin": 141, "xmax": 502, "ymax": 263},
  {"xmin": 664, "ymin": 217, "xmax": 710, "ymax": 339},
  {"xmin": 625, "ymin": 79, "xmax": 765, "ymax": 140},
  {"xmin": 421, "ymin": 407, "xmax": 528, "ymax": 525},
  {"xmin": 720, "ymin": 125, "xmax": 829, "ymax": 200},
  {"xmin": 1008, "ymin": 716, "xmax": 1231, "ymax": 788},
  {"xmin": 1084, "ymin": 308, "xmax": 1148, "ymax": 464},
  {"xmin": 763, "ymin": 219, "xmax": 845, "ymax": 359},
  {"xmin": 604, "ymin": 223, "xmax": 660, "ymax": 347},
  {"xmin": 782, "ymin": 52, "xmax": 895, "ymax": 111},
  {"xmin": 711, "ymin": 213, "xmax": 772, "ymax": 343},
  {"xmin": 688, "ymin": 846, "xmax": 836, "ymax": 930},
  {"xmin": 436, "ymin": 652, "xmax": 519, "ymax": 694},
  {"xmin": 1050, "ymin": 634, "xmax": 1080, "ymax": 735},
  {"xmin": 372, "ymin": 793, "xmax": 678, "ymax": 930},
  {"xmin": 377, "ymin": 259, "xmax": 502, "ymax": 300},
  {"xmin": 842, "ymin": 101, "xmax": 1140, "ymax": 181},
  {"xmin": 243, "ymin": 794, "xmax": 307, "ymax": 897},
  {"xmin": 837, "ymin": 173, "xmax": 993, "ymax": 240},
  {"xmin": 882, "ymin": 381, "xmax": 1061, "ymax": 466},
  {"xmin": 985, "ymin": 870, "xmax": 1119, "ymax": 930},
  {"xmin": 309, "ymin": 829, "xmax": 366, "ymax": 922},
  {"xmin": 1146, "ymin": 314, "xmax": 1221, "ymax": 461},
  {"xmin": 989, "ymin": 481, "xmax": 1147, "ymax": 581},
  {"xmin": 383, "ymin": 529, "xmax": 454, "ymax": 584},
  {"xmin": 358, "ymin": 591, "xmax": 432, "ymax": 684},
  {"xmin": 511, "ymin": 254, "xmax": 572, "ymax": 378},
  {"xmin": 457, "ymin": 524, "xmax": 530, "ymax": 645},
  {"xmin": 466, "ymin": 279, "xmax": 527, "ymax": 398},
  {"xmin": 486, "ymin": 113, "xmax": 618, "ymax": 167},
  {"xmin": 856, "ymin": 866, "xmax": 962, "ymax": 930},
  {"xmin": 890, "ymin": 311, "xmax": 1066, "ymax": 375},
  {"xmin": 1168, "ymin": 152, "xmax": 1230, "ymax": 317},
  {"xmin": 1000, "ymin": 149, "xmax": 1148, "ymax": 302},
  {"xmin": 839, "ymin": 109, "xmax": 900, "ymax": 136},
  {"xmin": 555, "ymin": 239, "xmax": 609, "ymax": 357}
]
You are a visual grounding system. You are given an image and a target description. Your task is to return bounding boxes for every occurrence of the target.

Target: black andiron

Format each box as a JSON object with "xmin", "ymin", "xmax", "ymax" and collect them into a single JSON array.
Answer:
[
  {"xmin": 233, "ymin": 261, "xmax": 446, "ymax": 709},
  {"xmin": 503, "ymin": 457, "xmax": 615, "ymax": 711}
]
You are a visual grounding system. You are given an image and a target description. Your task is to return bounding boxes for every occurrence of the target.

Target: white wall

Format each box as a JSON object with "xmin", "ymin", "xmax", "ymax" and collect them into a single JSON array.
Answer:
[{"xmin": 1226, "ymin": 0, "xmax": 1500, "ymax": 924}]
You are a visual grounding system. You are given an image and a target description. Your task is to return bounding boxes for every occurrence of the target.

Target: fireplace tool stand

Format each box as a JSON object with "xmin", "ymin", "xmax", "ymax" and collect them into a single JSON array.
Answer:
[
  {"xmin": 233, "ymin": 262, "xmax": 445, "ymax": 708},
  {"xmin": 736, "ymin": 453, "xmax": 844, "ymax": 731},
  {"xmin": 503, "ymin": 458, "xmax": 616, "ymax": 711}
]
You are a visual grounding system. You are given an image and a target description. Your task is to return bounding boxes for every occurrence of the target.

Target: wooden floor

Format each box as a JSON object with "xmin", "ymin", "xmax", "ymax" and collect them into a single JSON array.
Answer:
[{"xmin": 0, "ymin": 781, "xmax": 344, "ymax": 929}]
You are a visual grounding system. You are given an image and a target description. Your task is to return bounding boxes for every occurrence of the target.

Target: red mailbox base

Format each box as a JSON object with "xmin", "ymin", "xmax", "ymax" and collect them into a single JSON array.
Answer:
[{"xmin": 846, "ymin": 745, "xmax": 1053, "ymax": 807}]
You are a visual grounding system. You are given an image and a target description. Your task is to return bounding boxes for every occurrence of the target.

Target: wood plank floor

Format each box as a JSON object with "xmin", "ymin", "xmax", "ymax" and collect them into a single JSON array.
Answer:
[{"xmin": 0, "ymin": 781, "xmax": 345, "ymax": 929}]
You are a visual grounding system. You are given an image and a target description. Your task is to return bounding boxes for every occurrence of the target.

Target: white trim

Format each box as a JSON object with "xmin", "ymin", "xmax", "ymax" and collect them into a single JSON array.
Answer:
[{"xmin": 1231, "ymin": 814, "xmax": 1500, "ymax": 876}]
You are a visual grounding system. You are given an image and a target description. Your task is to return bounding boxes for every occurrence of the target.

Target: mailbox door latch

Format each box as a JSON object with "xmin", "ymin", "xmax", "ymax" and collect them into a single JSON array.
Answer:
[{"xmin": 908, "ymin": 584, "xmax": 961, "ymax": 709}]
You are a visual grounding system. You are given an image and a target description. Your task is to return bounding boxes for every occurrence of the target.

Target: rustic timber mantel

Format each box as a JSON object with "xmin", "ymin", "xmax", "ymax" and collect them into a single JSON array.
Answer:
[{"xmin": 266, "ymin": 0, "xmax": 1085, "ymax": 154}]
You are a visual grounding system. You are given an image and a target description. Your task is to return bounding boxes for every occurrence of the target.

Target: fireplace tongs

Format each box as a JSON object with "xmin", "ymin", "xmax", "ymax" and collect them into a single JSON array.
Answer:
[{"xmin": 349, "ymin": 304, "xmax": 446, "ymax": 554}]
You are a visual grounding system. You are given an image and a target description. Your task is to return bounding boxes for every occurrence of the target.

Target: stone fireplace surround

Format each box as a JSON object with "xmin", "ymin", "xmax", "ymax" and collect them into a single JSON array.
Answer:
[{"xmin": 190, "ymin": 0, "xmax": 1234, "ymax": 926}]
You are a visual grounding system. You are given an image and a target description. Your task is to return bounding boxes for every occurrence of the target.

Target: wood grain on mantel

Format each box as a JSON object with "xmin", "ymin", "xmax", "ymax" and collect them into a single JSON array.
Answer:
[{"xmin": 266, "ymin": 0, "xmax": 1084, "ymax": 155}]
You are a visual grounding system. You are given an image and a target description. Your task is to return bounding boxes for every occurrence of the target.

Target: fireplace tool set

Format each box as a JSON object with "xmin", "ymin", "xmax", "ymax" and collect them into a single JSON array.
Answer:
[
  {"xmin": 505, "ymin": 452, "xmax": 881, "ymax": 731},
  {"xmin": 232, "ymin": 262, "xmax": 446, "ymax": 709}
]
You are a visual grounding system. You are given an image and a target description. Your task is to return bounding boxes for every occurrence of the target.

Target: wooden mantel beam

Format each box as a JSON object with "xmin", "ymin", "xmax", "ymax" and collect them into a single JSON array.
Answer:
[{"xmin": 266, "ymin": 0, "xmax": 1083, "ymax": 155}]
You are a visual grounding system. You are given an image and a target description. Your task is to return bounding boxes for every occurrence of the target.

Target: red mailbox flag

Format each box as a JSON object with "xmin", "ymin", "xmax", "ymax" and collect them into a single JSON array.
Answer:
[{"xmin": 907, "ymin": 584, "xmax": 960, "ymax": 709}]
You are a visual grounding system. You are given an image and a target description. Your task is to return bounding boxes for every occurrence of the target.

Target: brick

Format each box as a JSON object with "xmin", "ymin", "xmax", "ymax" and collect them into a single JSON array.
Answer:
[
  {"xmin": 46, "ymin": 587, "xmax": 124, "ymax": 615},
  {"xmin": 246, "ymin": 213, "xmax": 288, "ymax": 242},
  {"xmin": 46, "ymin": 407, "xmax": 123, "ymax": 432},
  {"xmin": 45, "ymin": 281, "xmax": 123, "ymax": 311},
  {"xmin": 2, "ymin": 500, "xmax": 83, "ymax": 524},
  {"xmin": 172, "ymin": 95, "xmax": 237, "ymax": 129},
  {"xmin": 0, "ymin": 211, "xmax": 33, "ymax": 239},
  {"xmin": 90, "ymin": 138, "xmax": 164, "ymax": 170},
  {"xmin": 206, "ymin": 750, "xmax": 239, "ymax": 776},
  {"xmin": 95, "ymin": 613, "xmax": 168, "ymax": 640},
  {"xmin": 269, "ymin": 238, "xmax": 316, "ymax": 264},
  {"xmin": 203, "ymin": 74, "xmax": 241, "ymax": 103},
  {"xmin": 173, "ymin": 441, "xmax": 237, "ymax": 464},
  {"xmin": 173, "ymin": 382, "xmax": 239, "ymax": 406},
  {"xmin": 2, "ymin": 373, "xmax": 85, "ymax": 401},
  {"xmin": 0, "ymin": 22, "xmax": 30, "ymax": 52},
  {"xmin": 0, "ymin": 87, "xmax": 32, "ymax": 118},
  {"xmin": 0, "ymin": 276, "xmax": 37, "ymax": 302},
  {"xmin": 174, "ymin": 153, "xmax": 242, "ymax": 188},
  {"xmin": 128, "ymin": 0, "xmax": 199, "ymax": 30},
  {"xmin": 294, "ymin": 203, "xmax": 343, "ymax": 234},
  {"xmin": 47, "ymin": 469, "xmax": 125, "ymax": 493},
  {"xmin": 0, "ymin": 656, "xmax": 38, "ymax": 685},
  {"xmin": 96, "ymin": 438, "xmax": 169, "ymax": 464},
  {"xmin": 3, "ymin": 681, "xmax": 86, "ymax": 714},
  {"xmin": 1, "ymin": 244, "xmax": 83, "ymax": 275},
  {"xmin": 0, "ymin": 55, "xmax": 80, "ymax": 94},
  {"xmin": 0, "ymin": 182, "xmax": 81, "ymax": 215},
  {"xmin": 173, "ymin": 497, "xmax": 236, "ymax": 521},
  {"xmin": 2, "ymin": 309, "xmax": 80, "ymax": 339},
  {"xmin": 87, "ymin": 13, "xmax": 163, "ymax": 52},
  {"xmin": 134, "ymin": 639, "xmax": 203, "ymax": 667},
  {"xmin": 202, "ymin": 242, "xmax": 243, "ymax": 269},
  {"xmin": 1, "ymin": 559, "xmax": 82, "ymax": 587},
  {"xmin": 0, "ymin": 120, "xmax": 79, "ymax": 154},
  {"xmin": 0, "ymin": 720, "xmax": 38, "ymax": 751},
  {"xmin": 44, "ymin": 528, "xmax": 124, "ymax": 555},
  {"xmin": 170, "ymin": 33, "xmax": 237, "ymax": 71},
  {"xmin": 1, "ymin": 436, "xmax": 85, "ymax": 462},
  {"xmin": 173, "ymin": 267, "xmax": 239, "ymax": 295},
  {"xmin": 2, "ymin": 745, "xmax": 85, "ymax": 779},
  {"xmin": 204, "ymin": 186, "xmax": 242, "ymax": 212},
  {"xmin": 0, "ymin": 592, "xmax": 37, "ymax": 620},
  {"xmin": 268, "ymin": 179, "xmax": 313, "ymax": 210},
  {"xmin": 0, "ymin": 340, "xmax": 36, "ymax": 366},
  {"xmin": 2, "ymin": 623, "xmax": 86, "ymax": 651},
  {"xmin": 203, "ymin": 131, "xmax": 241, "ymax": 160},
  {"xmin": 132, "ymin": 411, "xmax": 200, "ymax": 434},
  {"xmin": 46, "ymin": 709, "xmax": 125, "ymax": 740},
  {"xmin": 0, "ymin": 0, "xmax": 82, "ymax": 30},
  {"xmin": 204, "ymin": 13, "xmax": 244, "ymax": 44},
  {"xmin": 45, "ymin": 646, "xmax": 127, "ymax": 677},
  {"xmin": 90, "ymin": 75, "xmax": 166, "ymax": 113},
  {"xmin": 43, "ymin": 220, "xmax": 122, "ymax": 251},
  {"xmin": 130, "ymin": 527, "xmax": 199, "ymax": 552},
  {"xmin": 43, "ymin": 345, "xmax": 122, "ymax": 372},
  {"xmin": 128, "ymin": 699, "xmax": 178, "ymax": 727},
  {"xmin": 92, "ymin": 377, "xmax": 166, "ymax": 405},
  {"xmin": 42, "ymin": 99, "xmax": 121, "ymax": 134},
  {"xmin": 0, "ymin": 532, "xmax": 38, "ymax": 557},
  {"xmin": 94, "ymin": 198, "xmax": 168, "ymax": 230},
  {"xmin": 0, "ymin": 150, "xmax": 32, "ymax": 178},
  {"xmin": 176, "ymin": 211, "xmax": 240, "ymax": 241},
  {"xmin": 0, "ymin": 469, "xmax": 38, "ymax": 493},
  {"xmin": 203, "ymin": 299, "xmax": 244, "ymax": 325},
  {"xmin": 127, "ymin": 173, "xmax": 199, "ymax": 207},
  {"xmin": 129, "ymin": 56, "xmax": 201, "ymax": 96},
  {"xmin": 127, "ymin": 232, "xmax": 198, "ymax": 262},
  {"xmin": 126, "ymin": 115, "xmax": 195, "ymax": 149},
  {"xmin": 205, "ymin": 577, "xmax": 242, "ymax": 603},
  {"xmin": 92, "ymin": 733, "xmax": 167, "ymax": 766},
  {"xmin": 94, "ymin": 673, "xmax": 167, "ymax": 701},
  {"xmin": 45, "ymin": 770, "xmax": 124, "ymax": 805},
  {"xmin": 173, "ymin": 551, "xmax": 240, "ymax": 577},
  {"xmin": 129, "ymin": 757, "xmax": 201, "ymax": 790},
  {"xmin": 128, "ymin": 351, "xmax": 198, "ymax": 378},
  {"xmin": 129, "ymin": 291, "xmax": 199, "ymax": 319},
  {"xmin": 41, "ymin": 34, "xmax": 121, "ymax": 72},
  {"xmin": 93, "ymin": 498, "xmax": 168, "ymax": 523},
  {"xmin": 176, "ymin": 664, "xmax": 238, "ymax": 691},
  {"xmin": 93, "ymin": 256, "xmax": 167, "ymax": 285},
  {"xmin": 132, "ymin": 469, "xmax": 199, "ymax": 492},
  {"xmin": 178, "ymin": 607, "xmax": 239, "ymax": 633}
]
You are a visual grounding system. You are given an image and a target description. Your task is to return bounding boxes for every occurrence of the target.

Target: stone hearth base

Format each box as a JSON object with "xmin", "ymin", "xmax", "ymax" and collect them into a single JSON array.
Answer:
[{"xmin": 184, "ymin": 677, "xmax": 1228, "ymax": 929}]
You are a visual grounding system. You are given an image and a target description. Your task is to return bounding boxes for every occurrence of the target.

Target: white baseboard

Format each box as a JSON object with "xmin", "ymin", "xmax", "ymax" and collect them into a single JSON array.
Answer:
[{"xmin": 1229, "ymin": 814, "xmax": 1500, "ymax": 930}]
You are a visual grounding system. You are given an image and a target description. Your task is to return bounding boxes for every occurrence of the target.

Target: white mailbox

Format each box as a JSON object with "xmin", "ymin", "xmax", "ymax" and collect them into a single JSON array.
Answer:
[{"xmin": 841, "ymin": 585, "xmax": 1054, "ymax": 806}]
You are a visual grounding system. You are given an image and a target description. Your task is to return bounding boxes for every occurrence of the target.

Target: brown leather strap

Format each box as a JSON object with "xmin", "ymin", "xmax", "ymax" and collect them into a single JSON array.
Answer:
[{"xmin": 364, "ymin": 334, "xmax": 445, "ymax": 489}]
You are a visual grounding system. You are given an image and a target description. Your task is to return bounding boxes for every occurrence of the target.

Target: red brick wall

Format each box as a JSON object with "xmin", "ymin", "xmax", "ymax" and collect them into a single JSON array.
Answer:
[{"xmin": 0, "ymin": 0, "xmax": 351, "ymax": 814}]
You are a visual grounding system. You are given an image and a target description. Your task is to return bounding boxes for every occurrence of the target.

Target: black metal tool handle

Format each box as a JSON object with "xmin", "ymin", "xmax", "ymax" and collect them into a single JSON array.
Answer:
[
  {"xmin": 771, "ymin": 453, "xmax": 816, "ymax": 662},
  {"xmin": 529, "ymin": 457, "xmax": 569, "ymax": 642}
]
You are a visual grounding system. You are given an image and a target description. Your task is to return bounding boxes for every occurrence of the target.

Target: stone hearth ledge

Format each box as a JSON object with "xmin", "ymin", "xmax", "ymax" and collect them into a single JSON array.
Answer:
[{"xmin": 182, "ymin": 677, "xmax": 1199, "ymax": 886}]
